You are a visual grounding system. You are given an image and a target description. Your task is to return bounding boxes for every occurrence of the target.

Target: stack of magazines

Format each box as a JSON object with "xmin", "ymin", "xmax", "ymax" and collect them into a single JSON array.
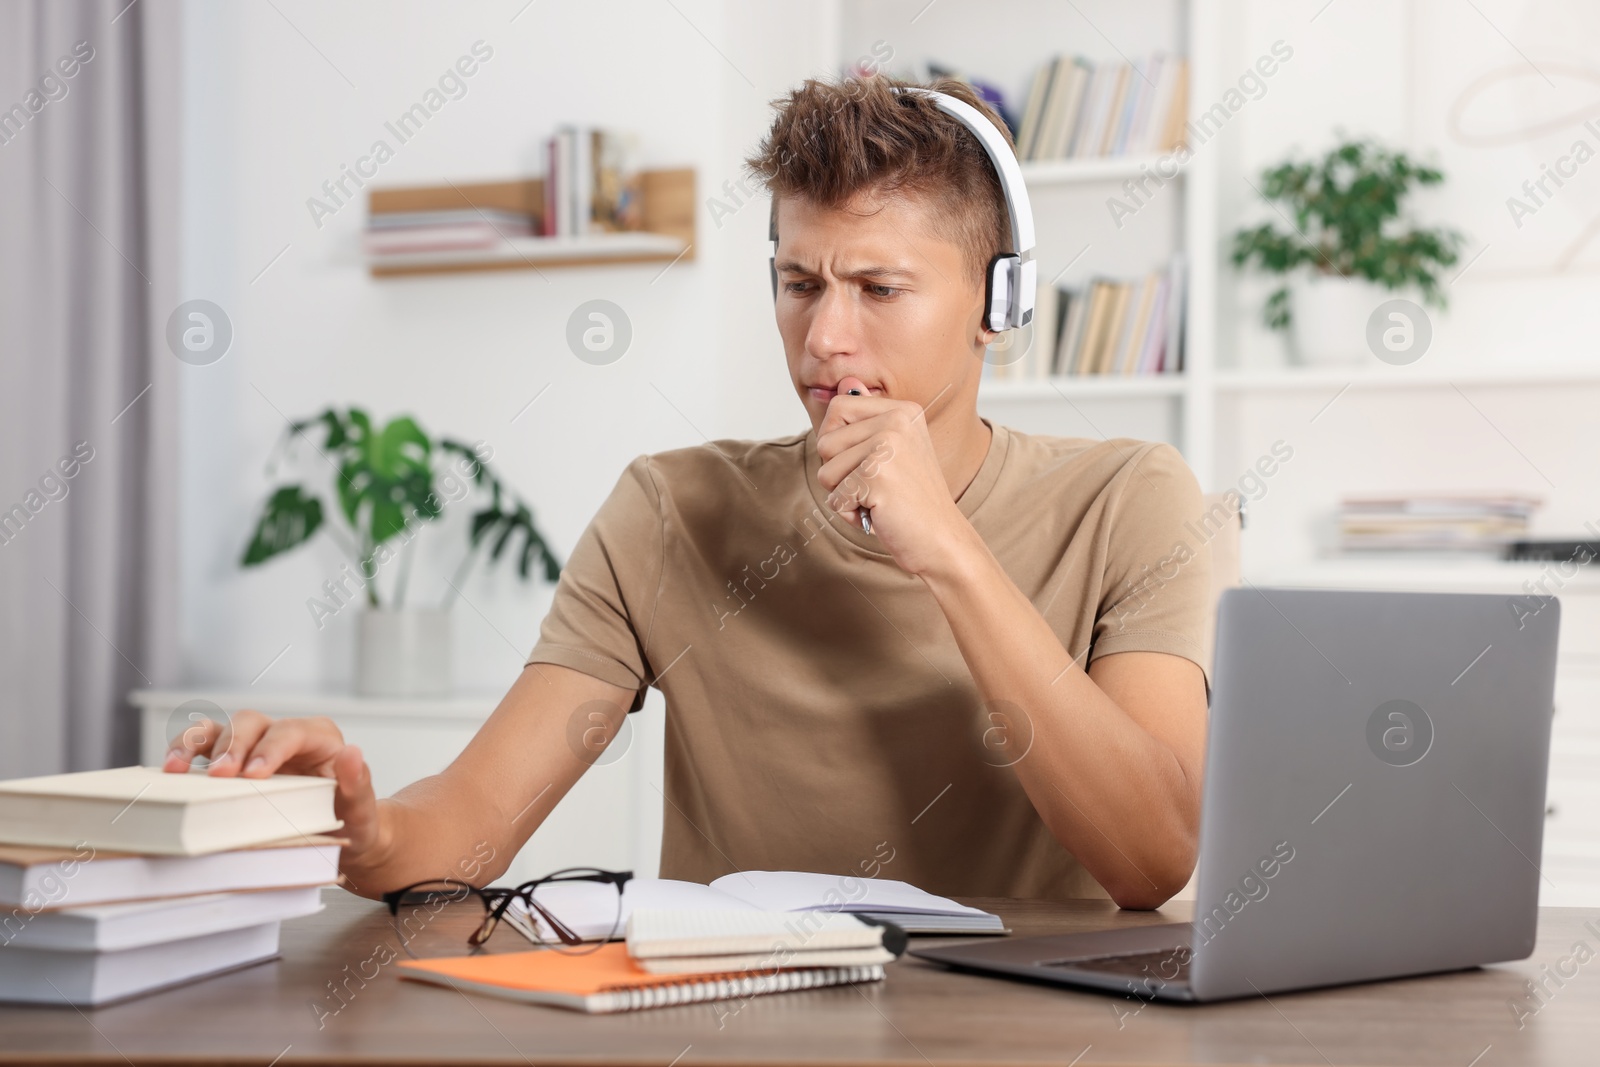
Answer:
[{"xmin": 1336, "ymin": 493, "xmax": 1542, "ymax": 554}]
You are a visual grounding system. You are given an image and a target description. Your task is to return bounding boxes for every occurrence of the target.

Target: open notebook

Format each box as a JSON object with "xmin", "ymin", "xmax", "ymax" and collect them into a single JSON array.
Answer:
[{"xmin": 506, "ymin": 870, "xmax": 1005, "ymax": 942}]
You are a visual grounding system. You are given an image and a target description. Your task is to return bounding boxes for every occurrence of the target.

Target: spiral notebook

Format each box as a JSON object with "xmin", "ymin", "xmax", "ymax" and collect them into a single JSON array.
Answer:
[{"xmin": 396, "ymin": 942, "xmax": 883, "ymax": 1014}]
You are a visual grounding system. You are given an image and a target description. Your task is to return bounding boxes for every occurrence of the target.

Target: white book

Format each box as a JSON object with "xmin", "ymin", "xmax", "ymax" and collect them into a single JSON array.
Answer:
[
  {"xmin": 573, "ymin": 126, "xmax": 593, "ymax": 236},
  {"xmin": 635, "ymin": 946, "xmax": 896, "ymax": 975},
  {"xmin": 1034, "ymin": 57, "xmax": 1076, "ymax": 160},
  {"xmin": 505, "ymin": 871, "xmax": 1005, "ymax": 944},
  {"xmin": 0, "ymin": 766, "xmax": 341, "ymax": 855},
  {"xmin": 1144, "ymin": 56, "xmax": 1185, "ymax": 154},
  {"xmin": 4, "ymin": 885, "xmax": 325, "ymax": 951},
  {"xmin": 1093, "ymin": 65, "xmax": 1132, "ymax": 157},
  {"xmin": 1122, "ymin": 54, "xmax": 1164, "ymax": 155},
  {"xmin": 0, "ymin": 919, "xmax": 282, "ymax": 1007},
  {"xmin": 0, "ymin": 834, "xmax": 341, "ymax": 909},
  {"xmin": 626, "ymin": 908, "xmax": 884, "ymax": 958},
  {"xmin": 1044, "ymin": 60, "xmax": 1091, "ymax": 160},
  {"xmin": 555, "ymin": 128, "xmax": 575, "ymax": 236},
  {"xmin": 1068, "ymin": 66, "xmax": 1111, "ymax": 158},
  {"xmin": 1054, "ymin": 286, "xmax": 1090, "ymax": 375},
  {"xmin": 1137, "ymin": 275, "xmax": 1171, "ymax": 375},
  {"xmin": 1108, "ymin": 60, "xmax": 1146, "ymax": 155},
  {"xmin": 1165, "ymin": 252, "xmax": 1188, "ymax": 373},
  {"xmin": 1015, "ymin": 60, "xmax": 1055, "ymax": 161}
]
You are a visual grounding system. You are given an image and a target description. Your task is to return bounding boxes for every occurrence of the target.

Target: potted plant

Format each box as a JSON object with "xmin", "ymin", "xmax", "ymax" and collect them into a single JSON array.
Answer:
[
  {"xmin": 1229, "ymin": 137, "xmax": 1466, "ymax": 365},
  {"xmin": 240, "ymin": 408, "xmax": 561, "ymax": 697}
]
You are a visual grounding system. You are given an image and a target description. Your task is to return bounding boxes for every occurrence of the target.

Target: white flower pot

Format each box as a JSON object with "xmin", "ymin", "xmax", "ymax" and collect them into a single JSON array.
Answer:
[
  {"xmin": 357, "ymin": 609, "xmax": 452, "ymax": 697},
  {"xmin": 1290, "ymin": 273, "xmax": 1396, "ymax": 366}
]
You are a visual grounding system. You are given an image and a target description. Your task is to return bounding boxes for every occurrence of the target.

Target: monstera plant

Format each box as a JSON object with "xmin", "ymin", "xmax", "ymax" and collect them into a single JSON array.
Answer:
[{"xmin": 240, "ymin": 408, "xmax": 561, "ymax": 695}]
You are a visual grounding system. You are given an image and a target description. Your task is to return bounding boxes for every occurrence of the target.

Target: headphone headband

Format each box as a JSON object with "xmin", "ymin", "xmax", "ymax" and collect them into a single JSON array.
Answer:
[{"xmin": 897, "ymin": 86, "xmax": 1035, "ymax": 262}]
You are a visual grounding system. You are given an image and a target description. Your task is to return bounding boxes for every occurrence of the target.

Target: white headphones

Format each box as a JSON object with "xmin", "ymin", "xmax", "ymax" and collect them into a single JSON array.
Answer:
[{"xmin": 768, "ymin": 86, "xmax": 1036, "ymax": 333}]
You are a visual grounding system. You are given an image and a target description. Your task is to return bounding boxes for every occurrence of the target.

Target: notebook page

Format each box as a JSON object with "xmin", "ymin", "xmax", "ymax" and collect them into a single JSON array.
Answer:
[
  {"xmin": 508, "ymin": 878, "xmax": 753, "ymax": 940},
  {"xmin": 706, "ymin": 870, "xmax": 992, "ymax": 917}
]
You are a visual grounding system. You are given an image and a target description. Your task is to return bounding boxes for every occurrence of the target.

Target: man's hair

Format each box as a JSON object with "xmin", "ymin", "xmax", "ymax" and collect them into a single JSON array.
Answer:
[{"xmin": 745, "ymin": 75, "xmax": 1014, "ymax": 288}]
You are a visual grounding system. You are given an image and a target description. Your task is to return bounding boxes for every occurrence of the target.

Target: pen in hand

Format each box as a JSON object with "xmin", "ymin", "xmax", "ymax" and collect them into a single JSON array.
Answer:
[{"xmin": 844, "ymin": 388, "xmax": 872, "ymax": 535}]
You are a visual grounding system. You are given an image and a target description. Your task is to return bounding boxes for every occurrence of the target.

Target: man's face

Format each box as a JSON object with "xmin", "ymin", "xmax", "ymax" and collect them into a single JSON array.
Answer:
[{"xmin": 772, "ymin": 189, "xmax": 995, "ymax": 432}]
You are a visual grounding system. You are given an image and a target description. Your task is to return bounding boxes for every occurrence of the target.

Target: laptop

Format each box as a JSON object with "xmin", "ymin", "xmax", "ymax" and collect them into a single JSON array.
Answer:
[{"xmin": 913, "ymin": 587, "xmax": 1561, "ymax": 1001}]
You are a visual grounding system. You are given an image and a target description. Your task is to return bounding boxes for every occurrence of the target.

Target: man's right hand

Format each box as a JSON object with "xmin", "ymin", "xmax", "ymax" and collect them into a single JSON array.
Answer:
[{"xmin": 162, "ymin": 710, "xmax": 387, "ymax": 869}]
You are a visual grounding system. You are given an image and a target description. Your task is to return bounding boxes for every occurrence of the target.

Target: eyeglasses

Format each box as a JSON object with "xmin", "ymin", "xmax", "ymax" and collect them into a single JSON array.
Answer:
[{"xmin": 382, "ymin": 867, "xmax": 633, "ymax": 958}]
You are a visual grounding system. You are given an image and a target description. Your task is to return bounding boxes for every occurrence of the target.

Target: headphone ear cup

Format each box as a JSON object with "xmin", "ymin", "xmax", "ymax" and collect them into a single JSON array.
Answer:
[{"xmin": 985, "ymin": 253, "xmax": 1014, "ymax": 332}]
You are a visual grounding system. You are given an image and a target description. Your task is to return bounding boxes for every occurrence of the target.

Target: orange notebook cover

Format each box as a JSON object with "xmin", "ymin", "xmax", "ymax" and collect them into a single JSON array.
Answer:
[{"xmin": 396, "ymin": 943, "xmax": 883, "ymax": 1014}]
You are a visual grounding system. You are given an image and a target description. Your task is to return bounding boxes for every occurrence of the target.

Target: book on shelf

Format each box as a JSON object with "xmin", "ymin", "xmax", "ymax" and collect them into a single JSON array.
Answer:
[
  {"xmin": 1017, "ymin": 53, "xmax": 1189, "ymax": 163},
  {"xmin": 0, "ymin": 766, "xmax": 341, "ymax": 1006},
  {"xmin": 543, "ymin": 126, "xmax": 643, "ymax": 238},
  {"xmin": 363, "ymin": 126, "xmax": 642, "ymax": 263},
  {"xmin": 985, "ymin": 253, "xmax": 1186, "ymax": 383}
]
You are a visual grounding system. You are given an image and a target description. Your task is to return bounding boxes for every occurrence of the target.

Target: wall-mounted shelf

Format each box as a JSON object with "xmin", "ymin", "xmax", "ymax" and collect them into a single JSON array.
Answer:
[
  {"xmin": 981, "ymin": 374, "xmax": 1186, "ymax": 400},
  {"xmin": 1214, "ymin": 363, "xmax": 1600, "ymax": 392},
  {"xmin": 366, "ymin": 169, "xmax": 695, "ymax": 277}
]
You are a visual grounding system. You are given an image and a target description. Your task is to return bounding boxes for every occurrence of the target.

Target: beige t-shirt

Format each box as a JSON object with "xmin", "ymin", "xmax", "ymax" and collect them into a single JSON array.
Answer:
[{"xmin": 526, "ymin": 418, "xmax": 1214, "ymax": 902}]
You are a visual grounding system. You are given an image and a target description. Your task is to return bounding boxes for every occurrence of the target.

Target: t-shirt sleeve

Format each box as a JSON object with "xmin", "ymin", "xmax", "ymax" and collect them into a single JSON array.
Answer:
[
  {"xmin": 1089, "ymin": 442, "xmax": 1216, "ymax": 695},
  {"xmin": 525, "ymin": 454, "xmax": 662, "ymax": 713}
]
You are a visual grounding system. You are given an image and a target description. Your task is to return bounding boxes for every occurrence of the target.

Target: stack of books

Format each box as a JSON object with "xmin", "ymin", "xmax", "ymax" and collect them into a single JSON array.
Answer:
[
  {"xmin": 989, "ymin": 255, "xmax": 1187, "ymax": 381},
  {"xmin": 398, "ymin": 909, "xmax": 896, "ymax": 1014},
  {"xmin": 363, "ymin": 207, "xmax": 535, "ymax": 258},
  {"xmin": 1015, "ymin": 53, "xmax": 1190, "ymax": 162},
  {"xmin": 0, "ymin": 765, "xmax": 342, "ymax": 1006},
  {"xmin": 1336, "ymin": 493, "xmax": 1543, "ymax": 554},
  {"xmin": 396, "ymin": 870, "xmax": 1005, "ymax": 1014},
  {"xmin": 541, "ymin": 126, "xmax": 643, "ymax": 237}
]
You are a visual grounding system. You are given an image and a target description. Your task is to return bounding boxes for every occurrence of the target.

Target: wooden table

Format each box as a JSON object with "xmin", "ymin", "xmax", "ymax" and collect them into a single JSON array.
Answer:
[{"xmin": 3, "ymin": 889, "xmax": 1596, "ymax": 1066}]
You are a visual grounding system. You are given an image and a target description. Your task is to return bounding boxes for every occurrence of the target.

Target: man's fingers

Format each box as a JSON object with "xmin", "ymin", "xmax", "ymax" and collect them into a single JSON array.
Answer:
[
  {"xmin": 331, "ymin": 746, "xmax": 380, "ymax": 854},
  {"xmin": 236, "ymin": 719, "xmax": 311, "ymax": 777},
  {"xmin": 815, "ymin": 413, "xmax": 881, "ymax": 463},
  {"xmin": 163, "ymin": 717, "xmax": 223, "ymax": 771},
  {"xmin": 206, "ymin": 710, "xmax": 272, "ymax": 777}
]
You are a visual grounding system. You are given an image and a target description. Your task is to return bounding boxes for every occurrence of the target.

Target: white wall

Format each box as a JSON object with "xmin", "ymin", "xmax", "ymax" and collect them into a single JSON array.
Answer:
[
  {"xmin": 1214, "ymin": 0, "xmax": 1600, "ymax": 576},
  {"xmin": 174, "ymin": 0, "xmax": 835, "ymax": 876}
]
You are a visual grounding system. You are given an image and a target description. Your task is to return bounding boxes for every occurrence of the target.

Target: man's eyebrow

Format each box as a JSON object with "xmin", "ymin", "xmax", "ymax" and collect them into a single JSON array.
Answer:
[{"xmin": 773, "ymin": 260, "xmax": 918, "ymax": 281}]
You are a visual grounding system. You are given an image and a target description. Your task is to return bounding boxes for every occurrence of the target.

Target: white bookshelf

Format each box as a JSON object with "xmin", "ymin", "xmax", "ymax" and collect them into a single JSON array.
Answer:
[
  {"xmin": 1214, "ymin": 363, "xmax": 1600, "ymax": 392},
  {"xmin": 836, "ymin": 0, "xmax": 1220, "ymax": 482},
  {"xmin": 1019, "ymin": 154, "xmax": 1177, "ymax": 186},
  {"xmin": 980, "ymin": 374, "xmax": 1186, "ymax": 401}
]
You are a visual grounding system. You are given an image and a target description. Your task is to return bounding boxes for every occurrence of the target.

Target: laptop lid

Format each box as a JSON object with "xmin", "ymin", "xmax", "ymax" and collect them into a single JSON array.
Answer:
[{"xmin": 1187, "ymin": 587, "xmax": 1559, "ymax": 1000}]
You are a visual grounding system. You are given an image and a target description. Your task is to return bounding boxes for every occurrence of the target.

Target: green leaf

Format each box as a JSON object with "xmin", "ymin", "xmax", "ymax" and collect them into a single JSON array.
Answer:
[{"xmin": 241, "ymin": 485, "xmax": 323, "ymax": 566}]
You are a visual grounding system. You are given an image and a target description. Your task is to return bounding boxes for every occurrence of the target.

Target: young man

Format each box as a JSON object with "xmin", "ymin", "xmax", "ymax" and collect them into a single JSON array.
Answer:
[{"xmin": 166, "ymin": 77, "xmax": 1213, "ymax": 910}]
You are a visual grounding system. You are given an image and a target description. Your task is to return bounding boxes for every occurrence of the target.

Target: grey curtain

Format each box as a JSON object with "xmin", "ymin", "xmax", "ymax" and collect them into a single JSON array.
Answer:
[{"xmin": 0, "ymin": 0, "xmax": 181, "ymax": 775}]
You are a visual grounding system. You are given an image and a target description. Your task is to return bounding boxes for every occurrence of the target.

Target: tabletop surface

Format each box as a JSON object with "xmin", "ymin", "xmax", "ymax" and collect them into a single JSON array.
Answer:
[{"xmin": 3, "ymin": 888, "xmax": 1597, "ymax": 1067}]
